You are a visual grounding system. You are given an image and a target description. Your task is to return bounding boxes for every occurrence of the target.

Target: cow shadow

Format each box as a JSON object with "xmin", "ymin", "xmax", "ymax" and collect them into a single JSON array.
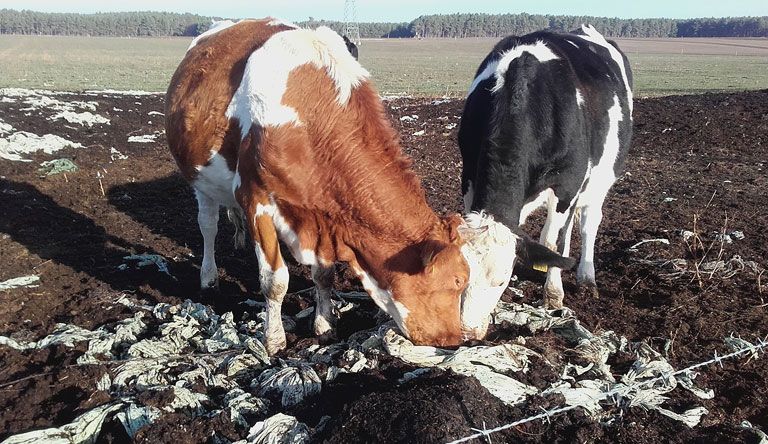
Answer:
[
  {"xmin": 106, "ymin": 174, "xmax": 314, "ymax": 297},
  {"xmin": 0, "ymin": 179, "xmax": 196, "ymax": 300},
  {"xmin": 0, "ymin": 178, "xmax": 271, "ymax": 317}
]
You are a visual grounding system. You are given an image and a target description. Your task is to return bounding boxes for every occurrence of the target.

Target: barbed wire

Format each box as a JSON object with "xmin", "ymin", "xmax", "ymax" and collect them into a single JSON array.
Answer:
[{"xmin": 447, "ymin": 336, "xmax": 768, "ymax": 444}]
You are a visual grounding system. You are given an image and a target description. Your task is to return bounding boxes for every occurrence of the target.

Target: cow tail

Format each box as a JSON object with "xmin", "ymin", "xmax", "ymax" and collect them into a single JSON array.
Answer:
[{"xmin": 227, "ymin": 207, "xmax": 248, "ymax": 249}]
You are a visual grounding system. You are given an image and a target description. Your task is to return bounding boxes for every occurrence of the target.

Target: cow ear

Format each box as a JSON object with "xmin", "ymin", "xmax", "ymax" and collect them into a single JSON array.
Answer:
[
  {"xmin": 456, "ymin": 223, "xmax": 488, "ymax": 242},
  {"xmin": 514, "ymin": 229, "xmax": 576, "ymax": 271},
  {"xmin": 421, "ymin": 240, "xmax": 443, "ymax": 273},
  {"xmin": 442, "ymin": 214, "xmax": 466, "ymax": 243}
]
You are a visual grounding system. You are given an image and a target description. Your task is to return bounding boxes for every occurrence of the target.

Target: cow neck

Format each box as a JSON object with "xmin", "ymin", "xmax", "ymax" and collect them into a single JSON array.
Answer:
[
  {"xmin": 471, "ymin": 107, "xmax": 534, "ymax": 228},
  {"xmin": 473, "ymin": 167, "xmax": 526, "ymax": 229},
  {"xmin": 280, "ymin": 74, "xmax": 441, "ymax": 280},
  {"xmin": 326, "ymin": 154, "xmax": 440, "ymax": 281}
]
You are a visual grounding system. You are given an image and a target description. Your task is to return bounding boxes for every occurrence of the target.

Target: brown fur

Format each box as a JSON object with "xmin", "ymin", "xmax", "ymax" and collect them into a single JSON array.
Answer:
[
  {"xmin": 165, "ymin": 19, "xmax": 470, "ymax": 347},
  {"xmin": 165, "ymin": 19, "xmax": 295, "ymax": 180}
]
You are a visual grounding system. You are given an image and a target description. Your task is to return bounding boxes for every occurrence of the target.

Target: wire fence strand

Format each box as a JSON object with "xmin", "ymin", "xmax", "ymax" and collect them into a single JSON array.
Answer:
[{"xmin": 447, "ymin": 336, "xmax": 768, "ymax": 444}]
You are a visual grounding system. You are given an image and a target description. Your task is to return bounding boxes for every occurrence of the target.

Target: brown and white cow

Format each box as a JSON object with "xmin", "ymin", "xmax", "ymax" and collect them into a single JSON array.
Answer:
[{"xmin": 165, "ymin": 19, "xmax": 470, "ymax": 354}]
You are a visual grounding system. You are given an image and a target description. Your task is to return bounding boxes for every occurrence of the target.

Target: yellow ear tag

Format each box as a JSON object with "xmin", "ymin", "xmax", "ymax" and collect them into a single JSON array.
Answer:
[
  {"xmin": 423, "ymin": 250, "xmax": 435, "ymax": 268},
  {"xmin": 533, "ymin": 263, "xmax": 549, "ymax": 273}
]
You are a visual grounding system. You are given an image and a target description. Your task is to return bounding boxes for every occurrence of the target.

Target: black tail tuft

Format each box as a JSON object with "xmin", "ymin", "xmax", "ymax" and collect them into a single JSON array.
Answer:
[
  {"xmin": 342, "ymin": 35, "xmax": 359, "ymax": 60},
  {"xmin": 515, "ymin": 229, "xmax": 576, "ymax": 270},
  {"xmin": 227, "ymin": 207, "xmax": 248, "ymax": 249}
]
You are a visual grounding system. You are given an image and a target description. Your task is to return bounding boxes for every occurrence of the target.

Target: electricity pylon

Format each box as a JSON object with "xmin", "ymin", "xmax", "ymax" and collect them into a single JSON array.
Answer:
[{"xmin": 343, "ymin": 0, "xmax": 361, "ymax": 45}]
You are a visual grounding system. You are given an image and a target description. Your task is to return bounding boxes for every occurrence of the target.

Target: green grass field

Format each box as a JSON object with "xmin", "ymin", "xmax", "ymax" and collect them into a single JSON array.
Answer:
[
  {"xmin": 628, "ymin": 53, "xmax": 768, "ymax": 97},
  {"xmin": 0, "ymin": 35, "xmax": 189, "ymax": 92},
  {"xmin": 0, "ymin": 34, "xmax": 766, "ymax": 96}
]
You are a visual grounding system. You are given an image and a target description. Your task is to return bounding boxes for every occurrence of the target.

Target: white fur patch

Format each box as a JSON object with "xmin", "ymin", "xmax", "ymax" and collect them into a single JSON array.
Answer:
[
  {"xmin": 315, "ymin": 255, "xmax": 332, "ymax": 267},
  {"xmin": 577, "ymin": 95, "xmax": 623, "ymax": 208},
  {"xmin": 264, "ymin": 296, "xmax": 287, "ymax": 352},
  {"xmin": 353, "ymin": 267, "xmax": 410, "ymax": 336},
  {"xmin": 196, "ymin": 190, "xmax": 220, "ymax": 289},
  {"xmin": 492, "ymin": 41, "xmax": 559, "ymax": 94},
  {"xmin": 575, "ymin": 89, "xmax": 585, "ymax": 107},
  {"xmin": 459, "ymin": 212, "xmax": 518, "ymax": 333},
  {"xmin": 252, "ymin": 235, "xmax": 289, "ymax": 353},
  {"xmin": 460, "ymin": 283, "xmax": 505, "ymax": 335},
  {"xmin": 226, "ymin": 26, "xmax": 369, "ymax": 140},
  {"xmin": 392, "ymin": 301, "xmax": 411, "ymax": 335},
  {"xmin": 193, "ymin": 150, "xmax": 238, "ymax": 207},
  {"xmin": 254, "ymin": 201, "xmax": 275, "ymax": 217},
  {"xmin": 539, "ymin": 191, "xmax": 576, "ymax": 255},
  {"xmin": 254, "ymin": 242, "xmax": 289, "ymax": 295},
  {"xmin": 577, "ymin": 25, "xmax": 633, "ymax": 114},
  {"xmin": 306, "ymin": 26, "xmax": 370, "ymax": 104},
  {"xmin": 467, "ymin": 60, "xmax": 500, "ymax": 96},
  {"xmin": 519, "ymin": 188, "xmax": 552, "ymax": 225},
  {"xmin": 267, "ymin": 18, "xmax": 298, "ymax": 28},
  {"xmin": 188, "ymin": 20, "xmax": 237, "ymax": 51},
  {"xmin": 255, "ymin": 198, "xmax": 317, "ymax": 266},
  {"xmin": 232, "ymin": 166, "xmax": 242, "ymax": 197},
  {"xmin": 463, "ymin": 180, "xmax": 475, "ymax": 213}
]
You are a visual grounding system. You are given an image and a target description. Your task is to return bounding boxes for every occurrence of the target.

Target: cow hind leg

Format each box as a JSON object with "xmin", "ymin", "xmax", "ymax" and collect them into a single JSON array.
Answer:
[
  {"xmin": 540, "ymin": 194, "xmax": 576, "ymax": 309},
  {"xmin": 196, "ymin": 191, "xmax": 220, "ymax": 289},
  {"xmin": 577, "ymin": 204, "xmax": 602, "ymax": 297},
  {"xmin": 311, "ymin": 263, "xmax": 337, "ymax": 341}
]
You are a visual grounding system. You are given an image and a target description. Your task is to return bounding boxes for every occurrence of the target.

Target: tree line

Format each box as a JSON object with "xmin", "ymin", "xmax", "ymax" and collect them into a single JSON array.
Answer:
[
  {"xmin": 404, "ymin": 14, "xmax": 768, "ymax": 38},
  {"xmin": 0, "ymin": 10, "xmax": 212, "ymax": 36},
  {"xmin": 1, "ymin": 9, "xmax": 766, "ymax": 38}
]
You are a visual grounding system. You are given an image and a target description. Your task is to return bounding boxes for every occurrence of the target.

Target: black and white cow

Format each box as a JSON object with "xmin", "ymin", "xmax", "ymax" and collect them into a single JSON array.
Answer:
[{"xmin": 457, "ymin": 25, "xmax": 633, "ymax": 322}]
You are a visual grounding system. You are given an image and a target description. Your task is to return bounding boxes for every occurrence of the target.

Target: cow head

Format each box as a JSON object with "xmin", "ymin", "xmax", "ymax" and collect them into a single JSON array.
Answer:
[
  {"xmin": 388, "ymin": 214, "xmax": 470, "ymax": 347},
  {"xmin": 458, "ymin": 212, "xmax": 576, "ymax": 339}
]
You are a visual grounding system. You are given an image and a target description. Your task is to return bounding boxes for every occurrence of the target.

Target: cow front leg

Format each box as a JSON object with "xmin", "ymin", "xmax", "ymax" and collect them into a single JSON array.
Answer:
[
  {"xmin": 540, "ymin": 196, "xmax": 575, "ymax": 309},
  {"xmin": 256, "ymin": 244, "xmax": 289, "ymax": 355},
  {"xmin": 311, "ymin": 263, "xmax": 337, "ymax": 341},
  {"xmin": 196, "ymin": 191, "xmax": 220, "ymax": 289},
  {"xmin": 244, "ymin": 201, "xmax": 289, "ymax": 355}
]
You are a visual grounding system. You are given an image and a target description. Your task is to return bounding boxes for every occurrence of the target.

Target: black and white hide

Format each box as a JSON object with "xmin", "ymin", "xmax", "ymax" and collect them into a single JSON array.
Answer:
[{"xmin": 457, "ymin": 25, "xmax": 633, "ymax": 334}]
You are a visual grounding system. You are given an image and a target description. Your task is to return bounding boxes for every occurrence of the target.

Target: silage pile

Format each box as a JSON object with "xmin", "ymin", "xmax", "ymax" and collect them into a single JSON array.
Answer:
[
  {"xmin": 0, "ymin": 88, "xmax": 163, "ymax": 163},
  {"xmin": 0, "ymin": 286, "xmax": 724, "ymax": 443},
  {"xmin": 0, "ymin": 88, "xmax": 110, "ymax": 162}
]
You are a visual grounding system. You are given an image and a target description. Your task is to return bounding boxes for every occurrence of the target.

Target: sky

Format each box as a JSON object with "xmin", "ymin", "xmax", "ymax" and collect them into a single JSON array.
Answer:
[{"xmin": 3, "ymin": 0, "xmax": 767, "ymax": 23}]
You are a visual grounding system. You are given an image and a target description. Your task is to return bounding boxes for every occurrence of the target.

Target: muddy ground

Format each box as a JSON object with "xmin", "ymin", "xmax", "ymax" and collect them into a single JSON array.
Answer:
[{"xmin": 0, "ymin": 88, "xmax": 767, "ymax": 443}]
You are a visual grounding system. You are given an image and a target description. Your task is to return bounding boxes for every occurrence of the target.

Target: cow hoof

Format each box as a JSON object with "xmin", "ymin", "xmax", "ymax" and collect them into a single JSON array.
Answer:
[
  {"xmin": 543, "ymin": 294, "xmax": 564, "ymax": 310},
  {"xmin": 545, "ymin": 300, "xmax": 564, "ymax": 310},
  {"xmin": 316, "ymin": 330, "xmax": 338, "ymax": 345},
  {"xmin": 265, "ymin": 336, "xmax": 287, "ymax": 356},
  {"xmin": 578, "ymin": 285, "xmax": 599, "ymax": 299},
  {"xmin": 201, "ymin": 277, "xmax": 219, "ymax": 290},
  {"xmin": 313, "ymin": 315, "xmax": 336, "ymax": 338},
  {"xmin": 543, "ymin": 287, "xmax": 565, "ymax": 309}
]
